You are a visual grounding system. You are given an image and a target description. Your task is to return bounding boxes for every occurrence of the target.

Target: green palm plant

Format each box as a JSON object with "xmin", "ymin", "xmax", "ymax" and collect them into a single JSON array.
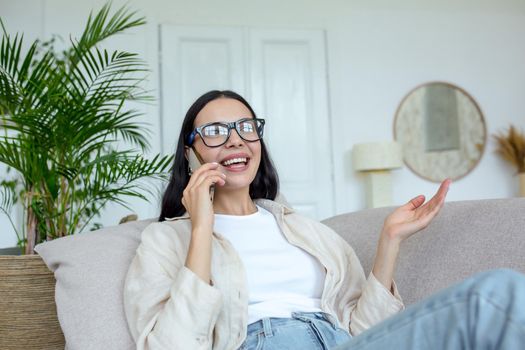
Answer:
[{"xmin": 0, "ymin": 3, "xmax": 172, "ymax": 254}]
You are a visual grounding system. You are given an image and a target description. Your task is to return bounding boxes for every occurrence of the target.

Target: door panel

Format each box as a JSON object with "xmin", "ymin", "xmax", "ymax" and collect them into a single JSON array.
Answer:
[
  {"xmin": 159, "ymin": 25, "xmax": 245, "ymax": 154},
  {"xmin": 249, "ymin": 29, "xmax": 334, "ymax": 219}
]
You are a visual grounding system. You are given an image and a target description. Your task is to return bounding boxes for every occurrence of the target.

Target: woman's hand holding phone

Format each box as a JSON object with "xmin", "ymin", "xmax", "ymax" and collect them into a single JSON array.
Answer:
[
  {"xmin": 181, "ymin": 161, "xmax": 226, "ymax": 233},
  {"xmin": 182, "ymin": 160, "xmax": 225, "ymax": 285}
]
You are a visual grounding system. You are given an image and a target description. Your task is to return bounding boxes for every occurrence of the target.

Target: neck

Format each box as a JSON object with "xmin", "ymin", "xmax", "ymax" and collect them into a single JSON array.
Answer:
[{"xmin": 213, "ymin": 187, "xmax": 257, "ymax": 215}]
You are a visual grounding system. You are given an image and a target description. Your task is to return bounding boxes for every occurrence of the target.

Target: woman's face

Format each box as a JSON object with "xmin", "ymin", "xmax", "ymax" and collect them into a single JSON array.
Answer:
[{"xmin": 189, "ymin": 97, "xmax": 262, "ymax": 191}]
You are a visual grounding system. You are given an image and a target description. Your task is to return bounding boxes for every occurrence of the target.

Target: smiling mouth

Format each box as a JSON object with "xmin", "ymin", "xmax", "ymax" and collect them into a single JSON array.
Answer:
[{"xmin": 220, "ymin": 157, "xmax": 250, "ymax": 170}]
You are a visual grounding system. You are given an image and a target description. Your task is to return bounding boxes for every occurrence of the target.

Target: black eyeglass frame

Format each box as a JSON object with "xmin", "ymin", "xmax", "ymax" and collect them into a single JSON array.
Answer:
[{"xmin": 186, "ymin": 117, "xmax": 266, "ymax": 148}]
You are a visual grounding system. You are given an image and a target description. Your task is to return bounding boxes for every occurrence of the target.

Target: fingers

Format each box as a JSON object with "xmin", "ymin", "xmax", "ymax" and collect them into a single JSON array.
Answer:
[
  {"xmin": 425, "ymin": 178, "xmax": 451, "ymax": 210},
  {"xmin": 387, "ymin": 179, "xmax": 452, "ymax": 240},
  {"xmin": 185, "ymin": 173, "xmax": 226, "ymax": 199},
  {"xmin": 182, "ymin": 162, "xmax": 226, "ymax": 212},
  {"xmin": 194, "ymin": 171, "xmax": 226, "ymax": 188},
  {"xmin": 417, "ymin": 179, "xmax": 451, "ymax": 220},
  {"xmin": 402, "ymin": 179, "xmax": 451, "ymax": 220},
  {"xmin": 405, "ymin": 195, "xmax": 425, "ymax": 210},
  {"xmin": 434, "ymin": 178, "xmax": 451, "ymax": 201},
  {"xmin": 187, "ymin": 162, "xmax": 226, "ymax": 188},
  {"xmin": 201, "ymin": 174, "xmax": 227, "ymax": 188},
  {"xmin": 182, "ymin": 172, "xmax": 225, "ymax": 212}
]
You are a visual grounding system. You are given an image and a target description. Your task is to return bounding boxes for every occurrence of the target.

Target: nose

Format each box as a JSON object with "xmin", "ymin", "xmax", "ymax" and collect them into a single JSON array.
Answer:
[{"xmin": 225, "ymin": 128, "xmax": 244, "ymax": 148}]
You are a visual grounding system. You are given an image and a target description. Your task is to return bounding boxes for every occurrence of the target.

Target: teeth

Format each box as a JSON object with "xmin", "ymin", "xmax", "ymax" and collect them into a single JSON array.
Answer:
[{"xmin": 222, "ymin": 157, "xmax": 247, "ymax": 166}]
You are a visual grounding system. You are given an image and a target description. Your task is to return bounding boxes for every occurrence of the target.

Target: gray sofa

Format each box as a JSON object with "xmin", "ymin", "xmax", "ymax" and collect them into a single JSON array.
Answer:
[
  {"xmin": 322, "ymin": 197, "xmax": 525, "ymax": 305},
  {"xmin": 2, "ymin": 198, "xmax": 524, "ymax": 349}
]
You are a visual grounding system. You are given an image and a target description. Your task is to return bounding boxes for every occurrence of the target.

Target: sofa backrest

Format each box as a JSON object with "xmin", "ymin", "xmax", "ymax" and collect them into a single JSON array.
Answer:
[
  {"xmin": 321, "ymin": 198, "xmax": 525, "ymax": 305},
  {"xmin": 4, "ymin": 198, "xmax": 524, "ymax": 350}
]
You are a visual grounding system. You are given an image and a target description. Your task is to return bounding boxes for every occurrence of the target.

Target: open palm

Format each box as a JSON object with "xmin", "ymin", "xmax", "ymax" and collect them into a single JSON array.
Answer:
[{"xmin": 383, "ymin": 179, "xmax": 451, "ymax": 242}]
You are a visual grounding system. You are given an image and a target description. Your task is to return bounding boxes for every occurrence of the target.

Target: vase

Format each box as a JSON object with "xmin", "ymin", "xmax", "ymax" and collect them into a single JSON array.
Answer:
[
  {"xmin": 0, "ymin": 255, "xmax": 65, "ymax": 349},
  {"xmin": 518, "ymin": 173, "xmax": 525, "ymax": 197}
]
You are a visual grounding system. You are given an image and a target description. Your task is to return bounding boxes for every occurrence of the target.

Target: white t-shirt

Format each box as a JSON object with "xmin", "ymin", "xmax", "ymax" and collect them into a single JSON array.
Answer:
[{"xmin": 213, "ymin": 205, "xmax": 326, "ymax": 325}]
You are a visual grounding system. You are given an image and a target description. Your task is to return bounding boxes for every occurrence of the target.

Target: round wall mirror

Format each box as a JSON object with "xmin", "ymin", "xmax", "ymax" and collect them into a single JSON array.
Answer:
[{"xmin": 393, "ymin": 82, "xmax": 486, "ymax": 182}]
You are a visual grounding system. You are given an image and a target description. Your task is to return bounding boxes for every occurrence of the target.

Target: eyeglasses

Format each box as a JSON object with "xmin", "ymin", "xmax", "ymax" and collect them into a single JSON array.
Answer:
[{"xmin": 186, "ymin": 117, "xmax": 265, "ymax": 147}]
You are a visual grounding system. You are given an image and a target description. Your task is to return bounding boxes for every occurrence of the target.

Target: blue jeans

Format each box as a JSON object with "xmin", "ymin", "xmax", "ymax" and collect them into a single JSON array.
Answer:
[
  {"xmin": 241, "ymin": 269, "xmax": 525, "ymax": 349},
  {"xmin": 239, "ymin": 311, "xmax": 352, "ymax": 349}
]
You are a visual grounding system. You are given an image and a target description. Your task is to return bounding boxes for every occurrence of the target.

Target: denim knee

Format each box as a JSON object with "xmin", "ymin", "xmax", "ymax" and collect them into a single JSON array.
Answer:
[
  {"xmin": 473, "ymin": 268, "xmax": 522, "ymax": 285},
  {"xmin": 467, "ymin": 268, "xmax": 524, "ymax": 300}
]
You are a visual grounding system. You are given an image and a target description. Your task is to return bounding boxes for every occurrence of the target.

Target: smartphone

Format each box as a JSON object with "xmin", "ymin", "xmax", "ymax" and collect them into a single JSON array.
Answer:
[{"xmin": 188, "ymin": 147, "xmax": 215, "ymax": 202}]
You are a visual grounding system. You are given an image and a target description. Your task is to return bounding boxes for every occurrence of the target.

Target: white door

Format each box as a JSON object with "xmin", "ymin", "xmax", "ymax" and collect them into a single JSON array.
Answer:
[
  {"xmin": 160, "ymin": 25, "xmax": 335, "ymax": 220},
  {"xmin": 248, "ymin": 29, "xmax": 334, "ymax": 219},
  {"xmin": 159, "ymin": 25, "xmax": 246, "ymax": 155}
]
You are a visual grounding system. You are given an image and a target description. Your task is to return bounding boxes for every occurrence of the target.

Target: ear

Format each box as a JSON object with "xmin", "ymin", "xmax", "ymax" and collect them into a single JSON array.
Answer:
[{"xmin": 184, "ymin": 146, "xmax": 190, "ymax": 161}]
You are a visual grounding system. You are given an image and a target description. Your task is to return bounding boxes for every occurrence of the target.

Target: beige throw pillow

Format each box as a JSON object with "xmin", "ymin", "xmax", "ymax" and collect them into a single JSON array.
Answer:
[{"xmin": 34, "ymin": 219, "xmax": 156, "ymax": 349}]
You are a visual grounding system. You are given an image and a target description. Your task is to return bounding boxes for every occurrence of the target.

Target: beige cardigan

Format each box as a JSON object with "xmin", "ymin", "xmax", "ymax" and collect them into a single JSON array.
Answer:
[{"xmin": 123, "ymin": 199, "xmax": 404, "ymax": 350}]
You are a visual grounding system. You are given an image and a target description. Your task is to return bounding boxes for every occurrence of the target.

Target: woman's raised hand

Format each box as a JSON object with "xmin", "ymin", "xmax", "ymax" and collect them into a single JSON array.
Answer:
[
  {"xmin": 181, "ymin": 162, "xmax": 226, "ymax": 232},
  {"xmin": 381, "ymin": 179, "xmax": 451, "ymax": 243},
  {"xmin": 372, "ymin": 179, "xmax": 451, "ymax": 290}
]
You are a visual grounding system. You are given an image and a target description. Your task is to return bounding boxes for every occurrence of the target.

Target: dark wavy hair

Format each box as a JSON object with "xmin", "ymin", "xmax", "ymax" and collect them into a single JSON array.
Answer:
[{"xmin": 158, "ymin": 90, "xmax": 279, "ymax": 221}]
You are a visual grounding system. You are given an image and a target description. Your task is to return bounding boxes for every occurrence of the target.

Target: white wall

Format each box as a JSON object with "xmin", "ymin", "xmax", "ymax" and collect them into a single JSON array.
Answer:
[
  {"xmin": 1, "ymin": 0, "xmax": 524, "ymax": 247},
  {"xmin": 329, "ymin": 9, "xmax": 525, "ymax": 212}
]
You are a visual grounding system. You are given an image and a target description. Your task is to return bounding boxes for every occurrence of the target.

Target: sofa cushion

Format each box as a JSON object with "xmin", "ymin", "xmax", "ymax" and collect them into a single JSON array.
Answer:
[
  {"xmin": 321, "ymin": 198, "xmax": 525, "ymax": 305},
  {"xmin": 34, "ymin": 218, "xmax": 156, "ymax": 350}
]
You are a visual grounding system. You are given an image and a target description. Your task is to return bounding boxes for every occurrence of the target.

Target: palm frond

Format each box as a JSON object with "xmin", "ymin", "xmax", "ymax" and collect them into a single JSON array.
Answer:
[
  {"xmin": 69, "ymin": 3, "xmax": 145, "ymax": 69},
  {"xmin": 0, "ymin": 178, "xmax": 22, "ymax": 239},
  {"xmin": 61, "ymin": 44, "xmax": 151, "ymax": 150},
  {"xmin": 0, "ymin": 138, "xmax": 25, "ymax": 173},
  {"xmin": 0, "ymin": 179, "xmax": 17, "ymax": 213},
  {"xmin": 69, "ymin": 153, "xmax": 172, "ymax": 234},
  {"xmin": 0, "ymin": 20, "xmax": 40, "ymax": 115}
]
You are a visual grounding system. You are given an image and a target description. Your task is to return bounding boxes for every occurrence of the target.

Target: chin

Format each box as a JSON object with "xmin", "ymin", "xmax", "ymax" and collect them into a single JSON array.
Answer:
[
  {"xmin": 223, "ymin": 181, "xmax": 252, "ymax": 190},
  {"xmin": 221, "ymin": 174, "xmax": 256, "ymax": 191}
]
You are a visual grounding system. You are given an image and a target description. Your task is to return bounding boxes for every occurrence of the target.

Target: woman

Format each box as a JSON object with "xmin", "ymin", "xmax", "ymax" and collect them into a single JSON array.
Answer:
[{"xmin": 124, "ymin": 90, "xmax": 525, "ymax": 350}]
